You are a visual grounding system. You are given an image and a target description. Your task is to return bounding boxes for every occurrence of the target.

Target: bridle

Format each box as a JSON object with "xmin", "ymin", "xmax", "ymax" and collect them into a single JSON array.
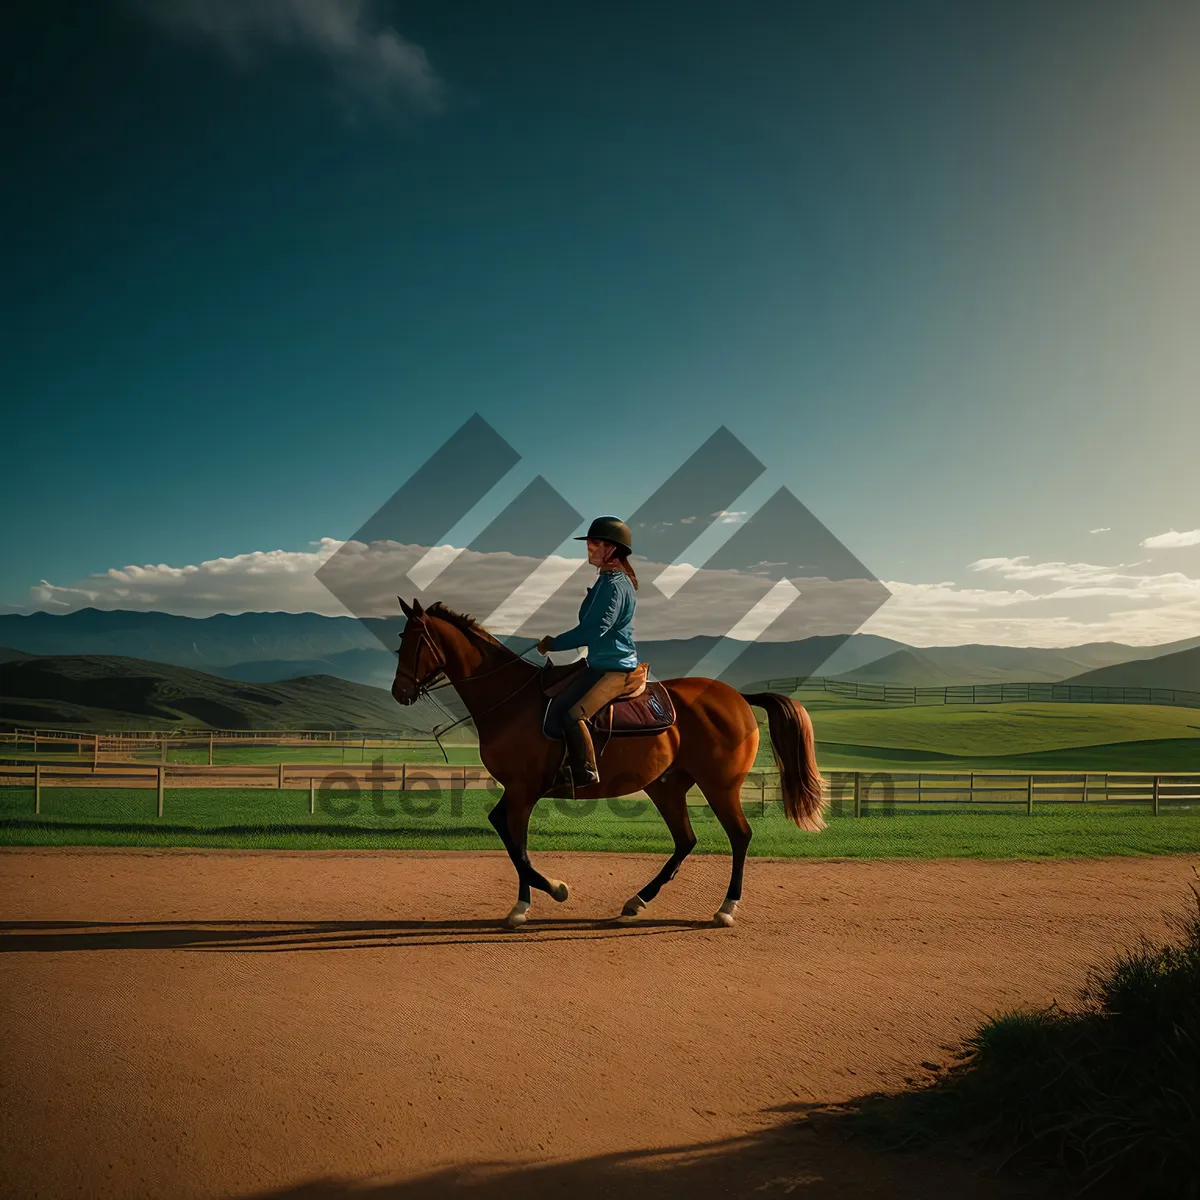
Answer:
[
  {"xmin": 393, "ymin": 617, "xmax": 450, "ymax": 699},
  {"xmin": 395, "ymin": 615, "xmax": 544, "ymax": 715}
]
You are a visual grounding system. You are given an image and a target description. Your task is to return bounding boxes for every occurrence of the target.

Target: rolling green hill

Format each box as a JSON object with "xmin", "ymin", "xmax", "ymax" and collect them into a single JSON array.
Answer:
[
  {"xmin": 794, "ymin": 701, "xmax": 1200, "ymax": 772},
  {"xmin": 1064, "ymin": 645, "xmax": 1200, "ymax": 691},
  {"xmin": 0, "ymin": 654, "xmax": 449, "ymax": 733},
  {"xmin": 832, "ymin": 641, "xmax": 1196, "ymax": 686}
]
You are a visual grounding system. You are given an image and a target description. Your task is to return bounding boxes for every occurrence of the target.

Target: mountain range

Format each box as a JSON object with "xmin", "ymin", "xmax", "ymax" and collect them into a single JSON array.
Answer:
[{"xmin": 0, "ymin": 608, "xmax": 1197, "ymax": 717}]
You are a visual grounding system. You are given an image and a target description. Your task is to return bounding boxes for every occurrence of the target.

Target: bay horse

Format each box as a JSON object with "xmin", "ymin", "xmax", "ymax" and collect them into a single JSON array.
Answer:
[{"xmin": 390, "ymin": 598, "xmax": 825, "ymax": 929}]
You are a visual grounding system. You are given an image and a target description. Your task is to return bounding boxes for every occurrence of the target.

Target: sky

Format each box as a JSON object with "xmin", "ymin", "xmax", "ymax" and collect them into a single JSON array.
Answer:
[{"xmin": 3, "ymin": 0, "xmax": 1198, "ymax": 647}]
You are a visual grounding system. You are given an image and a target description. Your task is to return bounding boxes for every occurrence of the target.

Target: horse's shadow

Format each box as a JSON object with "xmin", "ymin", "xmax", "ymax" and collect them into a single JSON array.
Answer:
[{"xmin": 0, "ymin": 916, "xmax": 713, "ymax": 954}]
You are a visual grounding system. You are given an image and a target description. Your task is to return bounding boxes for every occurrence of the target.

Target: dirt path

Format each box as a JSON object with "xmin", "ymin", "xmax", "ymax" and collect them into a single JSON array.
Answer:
[{"xmin": 2, "ymin": 849, "xmax": 1196, "ymax": 1198}]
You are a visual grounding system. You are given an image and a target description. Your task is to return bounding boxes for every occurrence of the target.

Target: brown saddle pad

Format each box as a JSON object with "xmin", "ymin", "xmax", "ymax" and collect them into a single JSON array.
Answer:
[{"xmin": 594, "ymin": 681, "xmax": 676, "ymax": 736}]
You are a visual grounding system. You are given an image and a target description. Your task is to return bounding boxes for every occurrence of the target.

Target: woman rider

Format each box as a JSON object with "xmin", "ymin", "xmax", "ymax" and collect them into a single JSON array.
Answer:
[{"xmin": 536, "ymin": 515, "xmax": 639, "ymax": 787}]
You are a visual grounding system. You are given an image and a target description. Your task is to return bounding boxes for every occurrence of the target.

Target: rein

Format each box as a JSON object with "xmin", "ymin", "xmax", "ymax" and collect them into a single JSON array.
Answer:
[{"xmin": 397, "ymin": 618, "xmax": 547, "ymax": 756}]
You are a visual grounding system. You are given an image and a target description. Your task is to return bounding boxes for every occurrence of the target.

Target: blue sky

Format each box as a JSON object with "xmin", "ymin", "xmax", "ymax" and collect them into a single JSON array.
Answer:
[{"xmin": 3, "ymin": 1, "xmax": 1198, "ymax": 645}]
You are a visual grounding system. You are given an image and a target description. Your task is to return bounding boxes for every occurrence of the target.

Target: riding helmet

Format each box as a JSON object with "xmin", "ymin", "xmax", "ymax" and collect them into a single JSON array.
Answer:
[{"xmin": 575, "ymin": 515, "xmax": 632, "ymax": 555}]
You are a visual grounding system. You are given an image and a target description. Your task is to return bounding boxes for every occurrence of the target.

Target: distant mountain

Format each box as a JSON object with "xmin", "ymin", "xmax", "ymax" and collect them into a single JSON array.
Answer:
[
  {"xmin": 217, "ymin": 648, "xmax": 399, "ymax": 689},
  {"xmin": 1064, "ymin": 645, "xmax": 1200, "ymax": 692},
  {"xmin": 645, "ymin": 633, "xmax": 906, "ymax": 689},
  {"xmin": 0, "ymin": 647, "xmax": 40, "ymax": 663},
  {"xmin": 832, "ymin": 642, "xmax": 1161, "ymax": 686},
  {"xmin": 835, "ymin": 648, "xmax": 960, "ymax": 686},
  {"xmin": 1, "ymin": 607, "xmax": 1195, "ymax": 692},
  {"xmin": 0, "ymin": 608, "xmax": 401, "ymax": 668},
  {"xmin": 0, "ymin": 653, "xmax": 453, "ymax": 733},
  {"xmin": 0, "ymin": 610, "xmax": 901, "ymax": 690}
]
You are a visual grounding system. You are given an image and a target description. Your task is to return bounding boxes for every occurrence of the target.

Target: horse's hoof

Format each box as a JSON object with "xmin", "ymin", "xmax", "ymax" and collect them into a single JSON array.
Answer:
[
  {"xmin": 615, "ymin": 895, "xmax": 646, "ymax": 924},
  {"xmin": 504, "ymin": 902, "xmax": 531, "ymax": 930},
  {"xmin": 713, "ymin": 900, "xmax": 738, "ymax": 928},
  {"xmin": 547, "ymin": 879, "xmax": 570, "ymax": 903}
]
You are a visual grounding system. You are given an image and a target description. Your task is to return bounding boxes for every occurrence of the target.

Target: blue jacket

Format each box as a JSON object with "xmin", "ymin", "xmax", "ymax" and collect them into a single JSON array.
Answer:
[{"xmin": 549, "ymin": 569, "xmax": 639, "ymax": 670}]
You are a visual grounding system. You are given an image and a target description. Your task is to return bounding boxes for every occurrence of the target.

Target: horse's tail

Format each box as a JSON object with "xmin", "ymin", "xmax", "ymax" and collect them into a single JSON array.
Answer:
[{"xmin": 742, "ymin": 693, "xmax": 826, "ymax": 832}]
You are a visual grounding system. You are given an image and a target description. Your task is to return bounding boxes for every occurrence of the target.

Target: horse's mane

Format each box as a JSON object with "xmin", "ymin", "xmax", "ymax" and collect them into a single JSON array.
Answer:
[{"xmin": 425, "ymin": 602, "xmax": 507, "ymax": 650}]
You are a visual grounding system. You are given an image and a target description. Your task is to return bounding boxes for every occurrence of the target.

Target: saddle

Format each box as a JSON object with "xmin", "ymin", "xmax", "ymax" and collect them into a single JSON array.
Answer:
[{"xmin": 540, "ymin": 660, "xmax": 676, "ymax": 736}]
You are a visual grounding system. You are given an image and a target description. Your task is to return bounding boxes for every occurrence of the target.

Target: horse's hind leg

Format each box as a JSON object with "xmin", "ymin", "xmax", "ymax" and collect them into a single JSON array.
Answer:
[
  {"xmin": 617, "ymin": 768, "xmax": 696, "ymax": 922},
  {"xmin": 699, "ymin": 777, "xmax": 753, "ymax": 927}
]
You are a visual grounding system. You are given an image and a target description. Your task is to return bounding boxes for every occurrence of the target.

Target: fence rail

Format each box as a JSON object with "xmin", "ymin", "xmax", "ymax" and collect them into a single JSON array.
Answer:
[
  {"xmin": 752, "ymin": 677, "xmax": 1200, "ymax": 709},
  {"xmin": 0, "ymin": 728, "xmax": 443, "ymax": 765},
  {"xmin": 5, "ymin": 726, "xmax": 433, "ymax": 745},
  {"xmin": 3, "ymin": 764, "xmax": 1197, "ymax": 819}
]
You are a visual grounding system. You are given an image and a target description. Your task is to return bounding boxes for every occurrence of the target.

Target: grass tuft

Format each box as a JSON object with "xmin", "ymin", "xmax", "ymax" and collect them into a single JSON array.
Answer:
[{"xmin": 854, "ymin": 878, "xmax": 1200, "ymax": 1196}]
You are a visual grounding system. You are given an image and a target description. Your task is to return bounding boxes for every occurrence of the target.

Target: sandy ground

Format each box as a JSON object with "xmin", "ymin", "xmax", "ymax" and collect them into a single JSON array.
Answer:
[{"xmin": 2, "ymin": 848, "xmax": 1197, "ymax": 1199}]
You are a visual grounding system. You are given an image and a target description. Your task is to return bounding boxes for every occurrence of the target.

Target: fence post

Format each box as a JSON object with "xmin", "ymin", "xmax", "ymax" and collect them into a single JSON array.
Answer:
[
  {"xmin": 1027, "ymin": 774, "xmax": 1034, "ymax": 816},
  {"xmin": 1153, "ymin": 775, "xmax": 1160, "ymax": 817},
  {"xmin": 760, "ymin": 774, "xmax": 766, "ymax": 818},
  {"xmin": 401, "ymin": 762, "xmax": 407, "ymax": 790},
  {"xmin": 93, "ymin": 735, "xmax": 99, "ymax": 769},
  {"xmin": 208, "ymin": 731, "xmax": 214, "ymax": 766},
  {"xmin": 969, "ymin": 772, "xmax": 974, "ymax": 806},
  {"xmin": 853, "ymin": 771, "xmax": 862, "ymax": 818},
  {"xmin": 278, "ymin": 763, "xmax": 284, "ymax": 791},
  {"xmin": 34, "ymin": 762, "xmax": 41, "ymax": 815},
  {"xmin": 309, "ymin": 776, "xmax": 316, "ymax": 815},
  {"xmin": 157, "ymin": 765, "xmax": 164, "ymax": 818}
]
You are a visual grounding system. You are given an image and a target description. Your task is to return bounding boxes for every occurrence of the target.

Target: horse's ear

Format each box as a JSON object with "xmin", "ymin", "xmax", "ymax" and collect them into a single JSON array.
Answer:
[
  {"xmin": 398, "ymin": 596, "xmax": 412, "ymax": 618},
  {"xmin": 412, "ymin": 599, "xmax": 424, "ymax": 617}
]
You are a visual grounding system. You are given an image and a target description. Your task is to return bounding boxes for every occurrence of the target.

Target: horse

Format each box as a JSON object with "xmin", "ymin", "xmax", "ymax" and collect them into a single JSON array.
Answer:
[{"xmin": 390, "ymin": 597, "xmax": 825, "ymax": 929}]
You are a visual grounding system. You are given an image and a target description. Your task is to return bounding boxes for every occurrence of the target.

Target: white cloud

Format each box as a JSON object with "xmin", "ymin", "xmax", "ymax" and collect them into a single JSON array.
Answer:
[
  {"xmin": 1089, "ymin": 527, "xmax": 1111, "ymax": 533},
  {"xmin": 19, "ymin": 542, "xmax": 1200, "ymax": 649},
  {"xmin": 1141, "ymin": 528, "xmax": 1200, "ymax": 549},
  {"xmin": 29, "ymin": 540, "xmax": 353, "ymax": 617},
  {"xmin": 862, "ymin": 558, "xmax": 1200, "ymax": 646},
  {"xmin": 138, "ymin": 0, "xmax": 445, "ymax": 115}
]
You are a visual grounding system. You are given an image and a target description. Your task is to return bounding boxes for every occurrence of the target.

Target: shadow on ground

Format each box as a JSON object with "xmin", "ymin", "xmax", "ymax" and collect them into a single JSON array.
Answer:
[
  {"xmin": 243, "ymin": 1109, "xmax": 1055, "ymax": 1199},
  {"xmin": 0, "ymin": 916, "xmax": 712, "ymax": 953}
]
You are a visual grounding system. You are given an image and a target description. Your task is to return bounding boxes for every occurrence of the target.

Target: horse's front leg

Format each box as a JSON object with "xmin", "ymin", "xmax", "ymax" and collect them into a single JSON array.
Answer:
[{"xmin": 487, "ymin": 791, "xmax": 569, "ymax": 929}]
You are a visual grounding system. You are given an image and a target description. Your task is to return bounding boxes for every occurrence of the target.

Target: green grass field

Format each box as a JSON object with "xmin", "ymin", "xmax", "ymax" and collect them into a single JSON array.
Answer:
[
  {"xmin": 797, "ymin": 699, "xmax": 1200, "ymax": 772},
  {"xmin": 2, "ymin": 785, "xmax": 1198, "ymax": 858}
]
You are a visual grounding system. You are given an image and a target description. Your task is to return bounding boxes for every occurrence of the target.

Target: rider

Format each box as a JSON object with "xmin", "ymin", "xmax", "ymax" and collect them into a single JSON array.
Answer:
[{"xmin": 536, "ymin": 515, "xmax": 639, "ymax": 787}]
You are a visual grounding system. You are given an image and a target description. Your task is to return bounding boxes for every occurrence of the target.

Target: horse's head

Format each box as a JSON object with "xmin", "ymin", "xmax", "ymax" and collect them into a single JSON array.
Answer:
[{"xmin": 391, "ymin": 597, "xmax": 446, "ymax": 705}]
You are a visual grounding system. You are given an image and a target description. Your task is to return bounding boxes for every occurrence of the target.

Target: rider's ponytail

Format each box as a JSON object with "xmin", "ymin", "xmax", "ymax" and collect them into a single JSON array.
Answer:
[{"xmin": 613, "ymin": 550, "xmax": 639, "ymax": 591}]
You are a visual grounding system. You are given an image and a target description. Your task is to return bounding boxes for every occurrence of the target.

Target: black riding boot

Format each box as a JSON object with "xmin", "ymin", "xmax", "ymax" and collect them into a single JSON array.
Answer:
[{"xmin": 563, "ymin": 718, "xmax": 599, "ymax": 787}]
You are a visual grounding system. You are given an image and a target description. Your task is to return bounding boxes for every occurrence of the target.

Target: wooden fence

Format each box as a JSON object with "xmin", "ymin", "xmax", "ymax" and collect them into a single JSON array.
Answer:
[
  {"xmin": 3, "ymin": 764, "xmax": 1197, "ymax": 820},
  {"xmin": 1, "ymin": 728, "xmax": 441, "ymax": 765},
  {"xmin": 1, "ymin": 761, "xmax": 492, "ymax": 818}
]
